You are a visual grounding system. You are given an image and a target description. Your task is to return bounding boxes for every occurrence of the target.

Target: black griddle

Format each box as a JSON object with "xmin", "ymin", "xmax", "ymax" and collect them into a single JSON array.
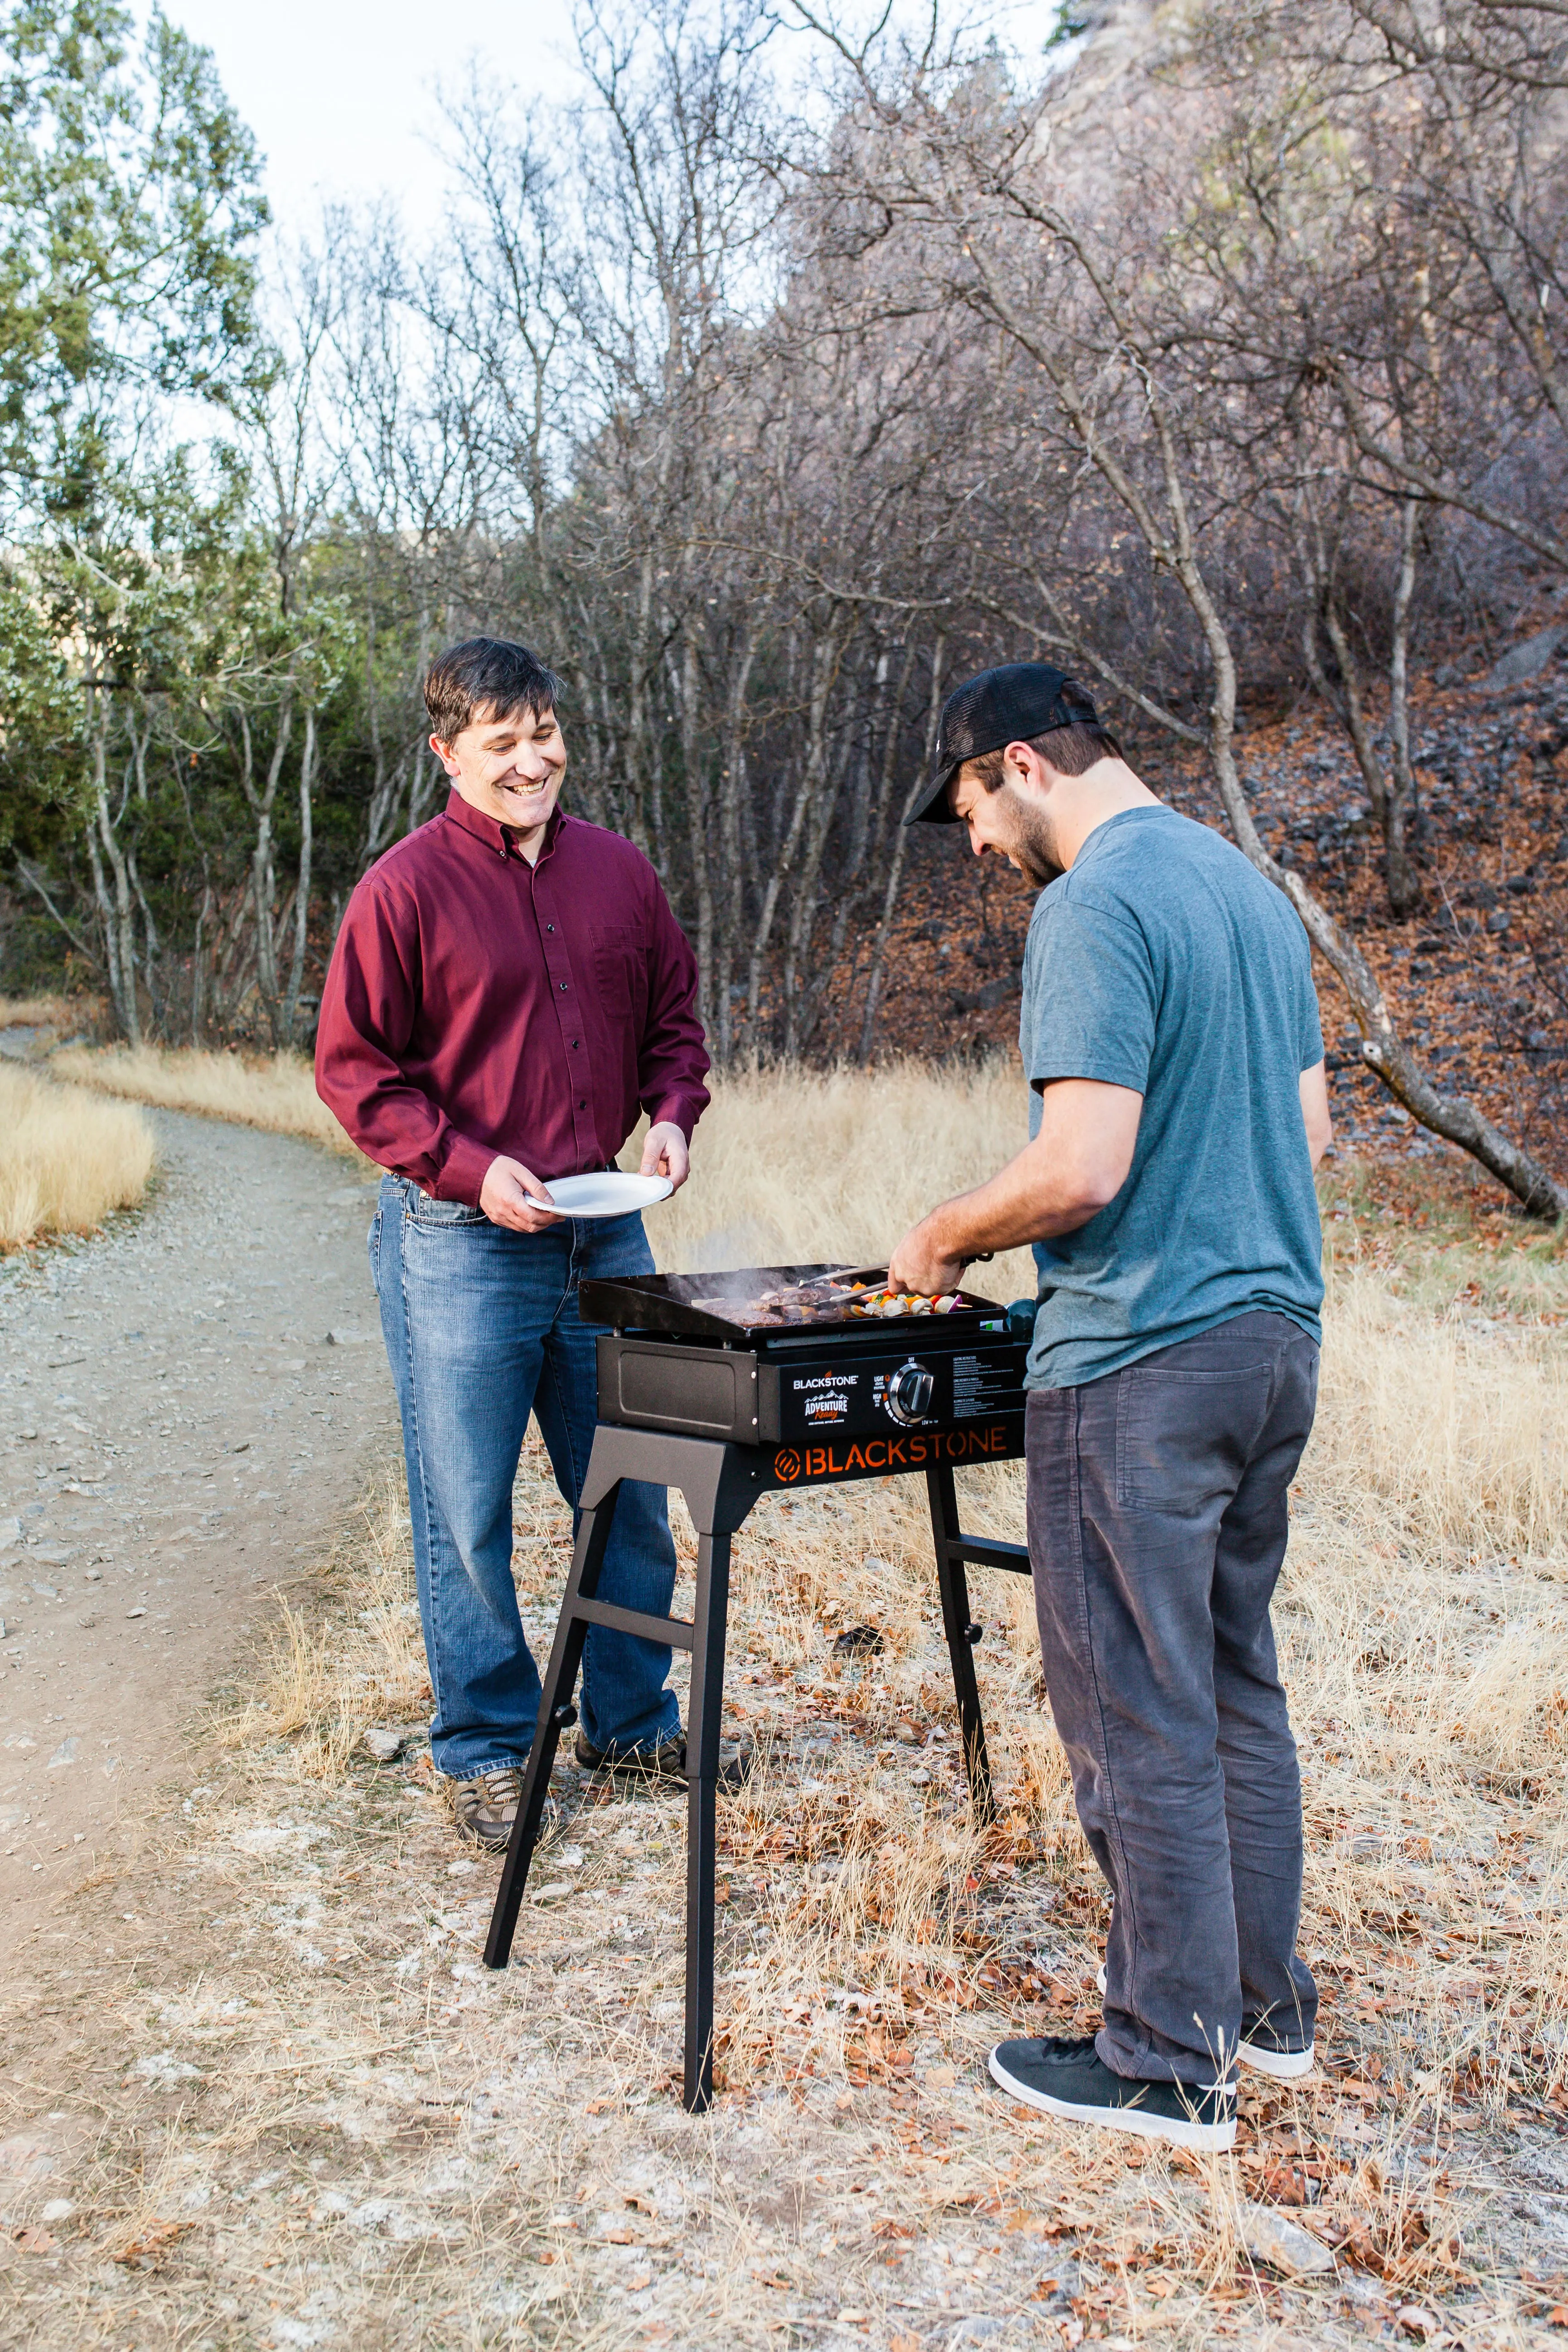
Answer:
[{"xmin": 579, "ymin": 1261, "xmax": 1011, "ymax": 1342}]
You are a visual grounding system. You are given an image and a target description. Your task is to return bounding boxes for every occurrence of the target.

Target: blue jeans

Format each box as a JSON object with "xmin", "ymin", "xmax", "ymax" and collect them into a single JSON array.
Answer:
[{"xmin": 370, "ymin": 1176, "xmax": 681, "ymax": 1780}]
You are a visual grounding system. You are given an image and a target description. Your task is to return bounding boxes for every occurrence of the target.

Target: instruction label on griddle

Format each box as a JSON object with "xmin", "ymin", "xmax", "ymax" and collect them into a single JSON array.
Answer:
[
  {"xmin": 950, "ymin": 1352, "xmax": 1026, "ymax": 1419},
  {"xmin": 771, "ymin": 1422, "xmax": 1018, "ymax": 1484}
]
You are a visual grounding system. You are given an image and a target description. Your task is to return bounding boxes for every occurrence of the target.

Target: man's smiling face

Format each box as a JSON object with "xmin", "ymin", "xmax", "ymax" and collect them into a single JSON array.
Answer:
[{"xmin": 432, "ymin": 700, "xmax": 567, "ymax": 837}]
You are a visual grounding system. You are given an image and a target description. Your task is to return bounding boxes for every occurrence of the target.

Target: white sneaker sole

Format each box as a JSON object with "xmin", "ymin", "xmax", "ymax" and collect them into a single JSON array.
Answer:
[
  {"xmin": 1237, "ymin": 2038, "xmax": 1315, "ymax": 2081},
  {"xmin": 989, "ymin": 2046, "xmax": 1236, "ymax": 2152},
  {"xmin": 1093, "ymin": 1964, "xmax": 1315, "ymax": 2080}
]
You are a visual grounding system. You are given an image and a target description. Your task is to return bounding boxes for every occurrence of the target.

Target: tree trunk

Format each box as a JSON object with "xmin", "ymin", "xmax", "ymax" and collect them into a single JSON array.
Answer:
[
  {"xmin": 1384, "ymin": 495, "xmax": 1422, "ymax": 917},
  {"xmin": 248, "ymin": 697, "xmax": 293, "ymax": 1044},
  {"xmin": 859, "ymin": 639, "xmax": 944, "ymax": 1062},
  {"xmin": 88, "ymin": 699, "xmax": 141, "ymax": 1047},
  {"xmin": 282, "ymin": 703, "xmax": 317, "ymax": 1045}
]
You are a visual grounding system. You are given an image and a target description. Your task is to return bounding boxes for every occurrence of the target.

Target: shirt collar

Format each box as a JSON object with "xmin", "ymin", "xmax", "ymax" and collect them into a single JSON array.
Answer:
[{"xmin": 442, "ymin": 787, "xmax": 566, "ymax": 864}]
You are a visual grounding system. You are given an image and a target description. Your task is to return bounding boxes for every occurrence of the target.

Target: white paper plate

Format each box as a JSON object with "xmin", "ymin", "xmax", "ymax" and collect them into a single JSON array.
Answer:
[{"xmin": 529, "ymin": 1171, "xmax": 674, "ymax": 1219}]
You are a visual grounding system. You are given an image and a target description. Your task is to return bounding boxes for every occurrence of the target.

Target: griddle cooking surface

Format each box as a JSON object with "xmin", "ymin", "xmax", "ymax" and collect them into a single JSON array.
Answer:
[{"xmin": 579, "ymin": 1263, "xmax": 1007, "ymax": 1343}]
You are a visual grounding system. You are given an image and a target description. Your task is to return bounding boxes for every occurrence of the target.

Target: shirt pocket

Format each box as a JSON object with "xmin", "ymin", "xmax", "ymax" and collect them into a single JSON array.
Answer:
[
  {"xmin": 1114, "ymin": 1363, "xmax": 1273, "ymax": 1515},
  {"xmin": 591, "ymin": 921, "xmax": 648, "ymax": 1024}
]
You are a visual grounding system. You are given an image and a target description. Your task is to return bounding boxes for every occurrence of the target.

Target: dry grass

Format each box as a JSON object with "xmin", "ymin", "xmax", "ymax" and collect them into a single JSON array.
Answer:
[
  {"xmin": 0, "ymin": 1062, "xmax": 155, "ymax": 1249},
  {"xmin": 47, "ymin": 1046, "xmax": 1033, "ymax": 1259},
  {"xmin": 0, "ymin": 991, "xmax": 98, "ymax": 1029},
  {"xmin": 52, "ymin": 1041, "xmax": 368, "ymax": 1161},
  {"xmin": 647, "ymin": 1057, "xmax": 1040, "ymax": 1305},
  {"xmin": 2, "ymin": 1067, "xmax": 1566, "ymax": 2346}
]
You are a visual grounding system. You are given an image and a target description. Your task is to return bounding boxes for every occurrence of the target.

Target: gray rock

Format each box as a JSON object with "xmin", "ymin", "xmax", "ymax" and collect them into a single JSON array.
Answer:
[
  {"xmin": 1237, "ymin": 2201, "xmax": 1336, "ymax": 2277},
  {"xmin": 1481, "ymin": 624, "xmax": 1566, "ymax": 692},
  {"xmin": 363, "ymin": 1726, "xmax": 408, "ymax": 1763}
]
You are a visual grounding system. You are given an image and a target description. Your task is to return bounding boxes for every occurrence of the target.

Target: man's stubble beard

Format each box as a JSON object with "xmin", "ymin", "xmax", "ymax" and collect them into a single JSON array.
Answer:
[{"xmin": 1001, "ymin": 788, "xmax": 1066, "ymax": 889}]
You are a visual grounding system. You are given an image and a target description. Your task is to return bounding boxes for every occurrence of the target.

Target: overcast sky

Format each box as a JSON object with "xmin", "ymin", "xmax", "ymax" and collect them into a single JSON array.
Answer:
[{"xmin": 162, "ymin": 0, "xmax": 582, "ymax": 236}]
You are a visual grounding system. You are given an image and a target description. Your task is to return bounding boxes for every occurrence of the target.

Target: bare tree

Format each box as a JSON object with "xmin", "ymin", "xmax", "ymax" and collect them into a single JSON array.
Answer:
[{"xmin": 785, "ymin": 0, "xmax": 1568, "ymax": 1215}]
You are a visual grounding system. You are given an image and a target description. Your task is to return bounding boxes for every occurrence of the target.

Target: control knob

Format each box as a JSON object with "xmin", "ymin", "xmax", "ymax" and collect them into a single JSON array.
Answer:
[{"xmin": 885, "ymin": 1358, "xmax": 934, "ymax": 1425}]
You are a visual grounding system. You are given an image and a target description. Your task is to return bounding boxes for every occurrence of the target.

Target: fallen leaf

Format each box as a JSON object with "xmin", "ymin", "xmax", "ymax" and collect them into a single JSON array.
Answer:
[
  {"xmin": 111, "ymin": 2217, "xmax": 194, "ymax": 2267},
  {"xmin": 1261, "ymin": 2162, "xmax": 1312, "ymax": 2206},
  {"xmin": 13, "ymin": 2225, "xmax": 56, "ymax": 2253}
]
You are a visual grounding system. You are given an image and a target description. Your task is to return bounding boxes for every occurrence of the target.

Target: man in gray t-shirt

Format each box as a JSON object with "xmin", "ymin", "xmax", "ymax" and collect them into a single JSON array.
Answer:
[
  {"xmin": 890, "ymin": 662, "xmax": 1331, "ymax": 2157},
  {"xmin": 1022, "ymin": 801, "xmax": 1325, "ymax": 1388}
]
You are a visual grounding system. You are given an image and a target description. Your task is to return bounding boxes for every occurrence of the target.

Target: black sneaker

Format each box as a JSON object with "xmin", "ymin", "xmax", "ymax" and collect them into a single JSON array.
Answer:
[
  {"xmin": 988, "ymin": 2035, "xmax": 1236, "ymax": 2151},
  {"xmin": 1094, "ymin": 1963, "xmax": 1314, "ymax": 2081},
  {"xmin": 573, "ymin": 1728, "xmax": 754, "ymax": 1792}
]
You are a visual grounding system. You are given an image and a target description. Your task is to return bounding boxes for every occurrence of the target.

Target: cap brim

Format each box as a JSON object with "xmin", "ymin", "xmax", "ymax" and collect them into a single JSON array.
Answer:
[{"xmin": 903, "ymin": 760, "xmax": 961, "ymax": 825}]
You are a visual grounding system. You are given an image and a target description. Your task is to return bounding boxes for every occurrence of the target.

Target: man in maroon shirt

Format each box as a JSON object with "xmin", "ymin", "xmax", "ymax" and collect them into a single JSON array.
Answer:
[{"xmin": 317, "ymin": 637, "xmax": 723, "ymax": 1849}]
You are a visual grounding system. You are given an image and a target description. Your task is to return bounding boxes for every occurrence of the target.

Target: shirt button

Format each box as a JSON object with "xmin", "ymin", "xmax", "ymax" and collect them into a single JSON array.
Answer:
[
  {"xmin": 546, "ymin": 923, "xmax": 555, "ymax": 933},
  {"xmin": 558, "ymin": 981, "xmax": 568, "ymax": 992}
]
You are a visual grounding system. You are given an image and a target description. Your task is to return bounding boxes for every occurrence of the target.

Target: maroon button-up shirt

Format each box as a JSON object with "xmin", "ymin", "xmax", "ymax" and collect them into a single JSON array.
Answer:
[{"xmin": 315, "ymin": 791, "xmax": 711, "ymax": 1203}]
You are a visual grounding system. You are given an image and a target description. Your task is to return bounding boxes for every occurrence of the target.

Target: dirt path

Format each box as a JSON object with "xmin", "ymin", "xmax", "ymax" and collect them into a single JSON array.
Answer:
[{"xmin": 0, "ymin": 1105, "xmax": 397, "ymax": 1948}]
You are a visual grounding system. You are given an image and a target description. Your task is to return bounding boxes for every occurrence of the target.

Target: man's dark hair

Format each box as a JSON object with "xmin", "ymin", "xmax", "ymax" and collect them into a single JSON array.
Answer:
[
  {"xmin": 423, "ymin": 637, "xmax": 563, "ymax": 743},
  {"xmin": 968, "ymin": 712, "xmax": 1124, "ymax": 792}
]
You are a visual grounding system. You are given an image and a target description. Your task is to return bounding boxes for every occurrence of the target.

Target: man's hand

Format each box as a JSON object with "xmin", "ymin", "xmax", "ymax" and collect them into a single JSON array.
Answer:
[
  {"xmin": 479, "ymin": 1154, "xmax": 563, "ymax": 1232},
  {"xmin": 640, "ymin": 1120, "xmax": 691, "ymax": 1192},
  {"xmin": 888, "ymin": 1220, "xmax": 969, "ymax": 1299}
]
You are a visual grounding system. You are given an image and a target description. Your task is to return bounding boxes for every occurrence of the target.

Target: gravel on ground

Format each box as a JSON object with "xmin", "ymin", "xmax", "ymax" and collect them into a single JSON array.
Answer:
[{"xmin": 0, "ymin": 1102, "xmax": 396, "ymax": 1947}]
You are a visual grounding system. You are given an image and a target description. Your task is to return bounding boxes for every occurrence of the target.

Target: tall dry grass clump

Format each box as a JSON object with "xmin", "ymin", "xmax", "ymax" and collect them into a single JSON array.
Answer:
[
  {"xmin": 53, "ymin": 1041, "xmax": 366, "ymax": 1161},
  {"xmin": 0, "ymin": 1063, "xmax": 154, "ymax": 1246},
  {"xmin": 1315, "ymin": 1268, "xmax": 1568, "ymax": 1559}
]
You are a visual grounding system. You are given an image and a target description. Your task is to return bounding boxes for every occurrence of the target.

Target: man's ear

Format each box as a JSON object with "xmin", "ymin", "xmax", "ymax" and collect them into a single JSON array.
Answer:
[
  {"xmin": 430, "ymin": 733, "xmax": 457, "ymax": 773},
  {"xmin": 1004, "ymin": 740, "xmax": 1040, "ymax": 791}
]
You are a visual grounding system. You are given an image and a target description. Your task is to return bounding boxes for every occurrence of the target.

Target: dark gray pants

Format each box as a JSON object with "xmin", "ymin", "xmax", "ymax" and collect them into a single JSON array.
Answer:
[{"xmin": 1026, "ymin": 1310, "xmax": 1319, "ymax": 2086}]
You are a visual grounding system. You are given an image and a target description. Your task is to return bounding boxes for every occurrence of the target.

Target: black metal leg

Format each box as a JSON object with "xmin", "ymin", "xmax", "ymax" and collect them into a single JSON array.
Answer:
[
  {"xmin": 484, "ymin": 1481, "xmax": 623, "ymax": 1969},
  {"xmin": 683, "ymin": 1529, "xmax": 732, "ymax": 2113},
  {"xmin": 925, "ymin": 1464, "xmax": 996, "ymax": 1823}
]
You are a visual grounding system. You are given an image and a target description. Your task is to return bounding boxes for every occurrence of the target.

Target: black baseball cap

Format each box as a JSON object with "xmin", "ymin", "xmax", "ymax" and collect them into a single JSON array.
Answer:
[{"xmin": 904, "ymin": 661, "xmax": 1100, "ymax": 824}]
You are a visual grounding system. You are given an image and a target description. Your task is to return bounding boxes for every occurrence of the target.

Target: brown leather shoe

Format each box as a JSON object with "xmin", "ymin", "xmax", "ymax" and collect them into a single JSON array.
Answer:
[
  {"xmin": 573, "ymin": 1729, "xmax": 753, "ymax": 1792},
  {"xmin": 450, "ymin": 1765, "xmax": 525, "ymax": 1850}
]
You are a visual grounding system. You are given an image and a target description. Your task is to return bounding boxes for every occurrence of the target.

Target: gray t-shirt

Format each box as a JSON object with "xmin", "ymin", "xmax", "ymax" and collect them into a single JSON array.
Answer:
[{"xmin": 1020, "ymin": 805, "xmax": 1324, "ymax": 1389}]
